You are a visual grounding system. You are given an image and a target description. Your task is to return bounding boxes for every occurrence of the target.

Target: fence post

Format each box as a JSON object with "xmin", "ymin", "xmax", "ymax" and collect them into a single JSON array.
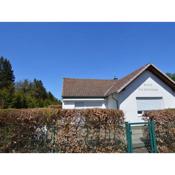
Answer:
[
  {"xmin": 148, "ymin": 120, "xmax": 157, "ymax": 153},
  {"xmin": 148, "ymin": 121, "xmax": 154, "ymax": 153},
  {"xmin": 150, "ymin": 120, "xmax": 157, "ymax": 153},
  {"xmin": 125, "ymin": 122, "xmax": 132, "ymax": 153}
]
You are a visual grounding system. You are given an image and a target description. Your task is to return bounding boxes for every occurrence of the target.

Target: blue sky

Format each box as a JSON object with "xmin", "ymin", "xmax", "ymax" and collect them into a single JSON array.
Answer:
[{"xmin": 0, "ymin": 22, "xmax": 175, "ymax": 99}]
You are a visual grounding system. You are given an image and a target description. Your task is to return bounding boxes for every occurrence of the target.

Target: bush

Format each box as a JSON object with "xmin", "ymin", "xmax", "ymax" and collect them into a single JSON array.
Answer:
[
  {"xmin": 0, "ymin": 108, "xmax": 126, "ymax": 153},
  {"xmin": 143, "ymin": 109, "xmax": 175, "ymax": 153},
  {"xmin": 0, "ymin": 108, "xmax": 59, "ymax": 153},
  {"xmin": 48, "ymin": 104, "xmax": 62, "ymax": 109}
]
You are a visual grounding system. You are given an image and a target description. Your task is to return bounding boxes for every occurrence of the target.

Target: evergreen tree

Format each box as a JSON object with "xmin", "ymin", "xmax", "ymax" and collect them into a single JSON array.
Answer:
[
  {"xmin": 0, "ymin": 56, "xmax": 15, "ymax": 108},
  {"xmin": 32, "ymin": 79, "xmax": 48, "ymax": 100},
  {"xmin": 0, "ymin": 57, "xmax": 15, "ymax": 88},
  {"xmin": 167, "ymin": 73, "xmax": 175, "ymax": 81},
  {"xmin": 11, "ymin": 92, "xmax": 28, "ymax": 108},
  {"xmin": 0, "ymin": 56, "xmax": 60, "ymax": 109},
  {"xmin": 14, "ymin": 79, "xmax": 59, "ymax": 108}
]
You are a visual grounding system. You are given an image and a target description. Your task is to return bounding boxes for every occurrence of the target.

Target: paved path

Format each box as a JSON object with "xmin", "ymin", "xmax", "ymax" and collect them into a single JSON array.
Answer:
[
  {"xmin": 132, "ymin": 126, "xmax": 149, "ymax": 153},
  {"xmin": 133, "ymin": 147, "xmax": 149, "ymax": 153}
]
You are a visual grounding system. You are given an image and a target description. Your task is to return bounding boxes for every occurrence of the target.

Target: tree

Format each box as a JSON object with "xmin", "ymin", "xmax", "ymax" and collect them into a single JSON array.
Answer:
[
  {"xmin": 0, "ymin": 56, "xmax": 60, "ymax": 109},
  {"xmin": 0, "ymin": 56, "xmax": 15, "ymax": 108},
  {"xmin": 0, "ymin": 57, "xmax": 15, "ymax": 88},
  {"xmin": 47, "ymin": 91, "xmax": 59, "ymax": 102},
  {"xmin": 11, "ymin": 92, "xmax": 28, "ymax": 108},
  {"xmin": 15, "ymin": 79, "xmax": 32, "ymax": 94},
  {"xmin": 14, "ymin": 79, "xmax": 59, "ymax": 108},
  {"xmin": 167, "ymin": 73, "xmax": 175, "ymax": 81},
  {"xmin": 31, "ymin": 79, "xmax": 48, "ymax": 100}
]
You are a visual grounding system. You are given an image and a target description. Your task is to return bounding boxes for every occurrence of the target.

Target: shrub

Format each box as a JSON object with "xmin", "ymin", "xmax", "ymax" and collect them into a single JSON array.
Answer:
[
  {"xmin": 0, "ymin": 108, "xmax": 59, "ymax": 153},
  {"xmin": 143, "ymin": 109, "xmax": 175, "ymax": 153},
  {"xmin": 0, "ymin": 108, "xmax": 126, "ymax": 153},
  {"xmin": 48, "ymin": 104, "xmax": 62, "ymax": 109}
]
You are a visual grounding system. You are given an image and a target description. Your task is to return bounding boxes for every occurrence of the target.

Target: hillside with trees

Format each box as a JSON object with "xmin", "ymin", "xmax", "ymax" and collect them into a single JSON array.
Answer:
[
  {"xmin": 0, "ymin": 56, "xmax": 61, "ymax": 109},
  {"xmin": 166, "ymin": 73, "xmax": 175, "ymax": 81}
]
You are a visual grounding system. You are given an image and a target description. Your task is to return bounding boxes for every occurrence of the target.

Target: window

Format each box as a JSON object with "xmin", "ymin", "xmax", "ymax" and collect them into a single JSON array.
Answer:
[
  {"xmin": 75, "ymin": 101, "xmax": 85, "ymax": 108},
  {"xmin": 74, "ymin": 101, "xmax": 103, "ymax": 109},
  {"xmin": 86, "ymin": 101, "xmax": 102, "ymax": 107},
  {"xmin": 136, "ymin": 97, "xmax": 164, "ymax": 115},
  {"xmin": 137, "ymin": 110, "xmax": 143, "ymax": 114}
]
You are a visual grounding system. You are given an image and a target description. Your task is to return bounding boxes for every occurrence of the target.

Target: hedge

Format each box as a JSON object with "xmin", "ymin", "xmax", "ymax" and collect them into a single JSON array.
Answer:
[
  {"xmin": 0, "ymin": 108, "xmax": 126, "ymax": 153},
  {"xmin": 144, "ymin": 109, "xmax": 175, "ymax": 153}
]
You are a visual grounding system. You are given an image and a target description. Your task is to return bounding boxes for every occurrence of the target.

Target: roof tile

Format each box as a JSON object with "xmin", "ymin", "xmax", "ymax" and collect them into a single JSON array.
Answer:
[{"xmin": 62, "ymin": 64, "xmax": 175, "ymax": 97}]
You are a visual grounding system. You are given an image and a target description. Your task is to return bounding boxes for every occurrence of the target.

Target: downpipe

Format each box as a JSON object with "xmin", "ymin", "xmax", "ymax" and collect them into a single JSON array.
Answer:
[{"xmin": 112, "ymin": 93, "xmax": 119, "ymax": 109}]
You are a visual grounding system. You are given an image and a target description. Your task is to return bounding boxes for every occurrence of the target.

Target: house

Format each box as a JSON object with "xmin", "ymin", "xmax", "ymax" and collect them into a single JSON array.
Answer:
[{"xmin": 62, "ymin": 64, "xmax": 175, "ymax": 122}]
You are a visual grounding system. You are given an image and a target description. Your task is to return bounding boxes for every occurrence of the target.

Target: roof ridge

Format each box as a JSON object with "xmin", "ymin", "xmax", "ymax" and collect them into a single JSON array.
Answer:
[
  {"xmin": 62, "ymin": 64, "xmax": 175, "ymax": 98},
  {"xmin": 63, "ymin": 77, "xmax": 116, "ymax": 81},
  {"xmin": 116, "ymin": 64, "xmax": 149, "ymax": 93},
  {"xmin": 105, "ymin": 64, "xmax": 150, "ymax": 95}
]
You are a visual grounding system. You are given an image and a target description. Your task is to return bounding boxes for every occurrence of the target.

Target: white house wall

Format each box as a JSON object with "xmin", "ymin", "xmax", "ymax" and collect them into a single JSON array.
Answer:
[
  {"xmin": 118, "ymin": 70, "xmax": 175, "ymax": 122},
  {"xmin": 62, "ymin": 70, "xmax": 175, "ymax": 122}
]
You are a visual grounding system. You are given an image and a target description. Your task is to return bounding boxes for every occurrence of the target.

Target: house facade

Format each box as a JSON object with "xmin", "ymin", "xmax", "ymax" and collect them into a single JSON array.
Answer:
[{"xmin": 62, "ymin": 64, "xmax": 175, "ymax": 122}]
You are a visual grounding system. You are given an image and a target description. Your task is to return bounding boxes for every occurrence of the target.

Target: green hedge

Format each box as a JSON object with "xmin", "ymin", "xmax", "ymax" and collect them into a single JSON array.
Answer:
[
  {"xmin": 0, "ymin": 108, "xmax": 126, "ymax": 153},
  {"xmin": 144, "ymin": 109, "xmax": 175, "ymax": 153}
]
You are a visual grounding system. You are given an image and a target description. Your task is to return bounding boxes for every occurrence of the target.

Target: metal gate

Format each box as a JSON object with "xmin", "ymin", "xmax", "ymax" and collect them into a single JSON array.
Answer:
[{"xmin": 125, "ymin": 120, "xmax": 157, "ymax": 153}]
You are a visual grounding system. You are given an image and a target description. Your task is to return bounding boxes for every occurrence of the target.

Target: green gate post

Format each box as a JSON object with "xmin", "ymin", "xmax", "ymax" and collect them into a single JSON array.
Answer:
[
  {"xmin": 148, "ymin": 120, "xmax": 157, "ymax": 153},
  {"xmin": 150, "ymin": 120, "xmax": 157, "ymax": 153},
  {"xmin": 148, "ymin": 121, "xmax": 154, "ymax": 153},
  {"xmin": 125, "ymin": 122, "xmax": 132, "ymax": 153}
]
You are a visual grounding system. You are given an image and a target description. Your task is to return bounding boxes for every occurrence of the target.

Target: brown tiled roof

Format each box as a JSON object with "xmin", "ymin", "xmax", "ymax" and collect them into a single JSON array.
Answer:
[
  {"xmin": 62, "ymin": 78, "xmax": 117, "ymax": 97},
  {"xmin": 106, "ymin": 64, "xmax": 149, "ymax": 95},
  {"xmin": 62, "ymin": 64, "xmax": 175, "ymax": 97}
]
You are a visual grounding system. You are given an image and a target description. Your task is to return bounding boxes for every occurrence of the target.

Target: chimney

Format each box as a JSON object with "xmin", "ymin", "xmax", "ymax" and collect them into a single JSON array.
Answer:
[{"xmin": 113, "ymin": 76, "xmax": 118, "ymax": 80}]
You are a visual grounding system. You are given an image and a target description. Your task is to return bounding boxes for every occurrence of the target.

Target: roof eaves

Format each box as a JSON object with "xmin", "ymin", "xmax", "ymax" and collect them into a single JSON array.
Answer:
[
  {"xmin": 150, "ymin": 64, "xmax": 175, "ymax": 85},
  {"xmin": 116, "ymin": 64, "xmax": 151, "ymax": 93},
  {"xmin": 62, "ymin": 96, "xmax": 105, "ymax": 99}
]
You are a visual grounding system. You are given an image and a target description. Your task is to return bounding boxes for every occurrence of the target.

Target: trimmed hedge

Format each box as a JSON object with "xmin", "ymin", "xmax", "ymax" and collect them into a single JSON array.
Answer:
[
  {"xmin": 0, "ymin": 108, "xmax": 126, "ymax": 153},
  {"xmin": 144, "ymin": 109, "xmax": 175, "ymax": 153}
]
